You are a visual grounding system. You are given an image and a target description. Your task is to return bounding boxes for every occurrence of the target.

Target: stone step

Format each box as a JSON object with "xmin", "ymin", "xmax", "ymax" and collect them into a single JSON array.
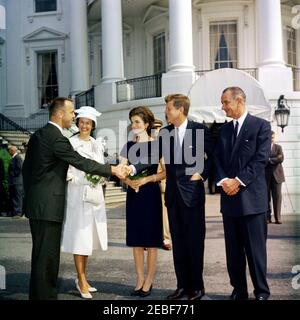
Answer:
[
  {"xmin": 105, "ymin": 189, "xmax": 126, "ymax": 196},
  {"xmin": 0, "ymin": 131, "xmax": 30, "ymax": 150},
  {"xmin": 104, "ymin": 193, "xmax": 126, "ymax": 204},
  {"xmin": 106, "ymin": 186, "xmax": 123, "ymax": 191},
  {"xmin": 107, "ymin": 181, "xmax": 117, "ymax": 187}
]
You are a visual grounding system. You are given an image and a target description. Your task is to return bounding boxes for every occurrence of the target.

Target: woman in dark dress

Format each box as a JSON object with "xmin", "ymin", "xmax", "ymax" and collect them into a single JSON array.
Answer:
[{"xmin": 120, "ymin": 106, "xmax": 165, "ymax": 297}]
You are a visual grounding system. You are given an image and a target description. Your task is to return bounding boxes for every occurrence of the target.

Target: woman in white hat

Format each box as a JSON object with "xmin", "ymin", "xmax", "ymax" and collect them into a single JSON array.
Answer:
[{"xmin": 61, "ymin": 106, "xmax": 107, "ymax": 299}]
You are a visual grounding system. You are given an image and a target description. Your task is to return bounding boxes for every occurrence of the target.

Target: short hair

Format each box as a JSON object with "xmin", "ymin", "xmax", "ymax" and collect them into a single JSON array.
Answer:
[
  {"xmin": 164, "ymin": 94, "xmax": 190, "ymax": 116},
  {"xmin": 8, "ymin": 145, "xmax": 17, "ymax": 152},
  {"xmin": 129, "ymin": 106, "xmax": 155, "ymax": 136},
  {"xmin": 222, "ymin": 87, "xmax": 246, "ymax": 102},
  {"xmin": 49, "ymin": 97, "xmax": 73, "ymax": 118},
  {"xmin": 271, "ymin": 130, "xmax": 275, "ymax": 135}
]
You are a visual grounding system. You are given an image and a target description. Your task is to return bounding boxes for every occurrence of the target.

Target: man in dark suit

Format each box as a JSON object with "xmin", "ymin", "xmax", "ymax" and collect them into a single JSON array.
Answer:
[
  {"xmin": 214, "ymin": 87, "xmax": 271, "ymax": 300},
  {"xmin": 7, "ymin": 145, "xmax": 23, "ymax": 218},
  {"xmin": 131, "ymin": 94, "xmax": 212, "ymax": 300},
  {"xmin": 265, "ymin": 131, "xmax": 285, "ymax": 224},
  {"xmin": 22, "ymin": 97, "xmax": 127, "ymax": 300}
]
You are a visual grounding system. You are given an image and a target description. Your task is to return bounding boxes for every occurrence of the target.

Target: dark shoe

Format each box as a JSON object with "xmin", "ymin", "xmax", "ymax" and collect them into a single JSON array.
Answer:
[
  {"xmin": 256, "ymin": 295, "xmax": 269, "ymax": 301},
  {"xmin": 139, "ymin": 285, "xmax": 152, "ymax": 298},
  {"xmin": 130, "ymin": 287, "xmax": 143, "ymax": 296},
  {"xmin": 275, "ymin": 220, "xmax": 282, "ymax": 224},
  {"xmin": 189, "ymin": 289, "xmax": 205, "ymax": 300},
  {"xmin": 162, "ymin": 243, "xmax": 172, "ymax": 251},
  {"xmin": 166, "ymin": 288, "xmax": 187, "ymax": 300},
  {"xmin": 267, "ymin": 219, "xmax": 272, "ymax": 224},
  {"xmin": 230, "ymin": 291, "xmax": 249, "ymax": 300}
]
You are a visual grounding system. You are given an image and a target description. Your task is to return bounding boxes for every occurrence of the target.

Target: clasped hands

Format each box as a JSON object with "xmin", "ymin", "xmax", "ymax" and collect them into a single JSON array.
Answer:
[
  {"xmin": 221, "ymin": 178, "xmax": 240, "ymax": 196},
  {"xmin": 111, "ymin": 164, "xmax": 133, "ymax": 180},
  {"xmin": 128, "ymin": 177, "xmax": 148, "ymax": 193}
]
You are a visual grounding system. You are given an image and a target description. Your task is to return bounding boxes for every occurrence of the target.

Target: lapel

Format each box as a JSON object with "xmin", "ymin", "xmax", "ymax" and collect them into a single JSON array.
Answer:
[{"xmin": 230, "ymin": 113, "xmax": 250, "ymax": 161}]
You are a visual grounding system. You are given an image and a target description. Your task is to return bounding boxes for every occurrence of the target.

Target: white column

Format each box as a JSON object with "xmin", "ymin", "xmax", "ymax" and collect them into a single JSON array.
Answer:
[
  {"xmin": 256, "ymin": 0, "xmax": 284, "ymax": 67},
  {"xmin": 256, "ymin": 0, "xmax": 293, "ymax": 92},
  {"xmin": 0, "ymin": 0, "xmax": 6, "ymax": 30},
  {"xmin": 70, "ymin": 0, "xmax": 89, "ymax": 94},
  {"xmin": 168, "ymin": 0, "xmax": 194, "ymax": 72},
  {"xmin": 101, "ymin": 0, "xmax": 124, "ymax": 82}
]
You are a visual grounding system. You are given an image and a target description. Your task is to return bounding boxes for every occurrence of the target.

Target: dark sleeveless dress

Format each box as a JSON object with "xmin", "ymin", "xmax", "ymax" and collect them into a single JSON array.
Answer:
[{"xmin": 120, "ymin": 141, "xmax": 163, "ymax": 248}]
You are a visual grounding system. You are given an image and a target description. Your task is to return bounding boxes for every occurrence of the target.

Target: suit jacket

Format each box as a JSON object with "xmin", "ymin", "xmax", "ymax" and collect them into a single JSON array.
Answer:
[
  {"xmin": 22, "ymin": 123, "xmax": 111, "ymax": 223},
  {"xmin": 214, "ymin": 114, "xmax": 271, "ymax": 217},
  {"xmin": 8, "ymin": 154, "xmax": 23, "ymax": 186},
  {"xmin": 265, "ymin": 144, "xmax": 285, "ymax": 184},
  {"xmin": 133, "ymin": 120, "xmax": 212, "ymax": 208},
  {"xmin": 161, "ymin": 121, "xmax": 212, "ymax": 208}
]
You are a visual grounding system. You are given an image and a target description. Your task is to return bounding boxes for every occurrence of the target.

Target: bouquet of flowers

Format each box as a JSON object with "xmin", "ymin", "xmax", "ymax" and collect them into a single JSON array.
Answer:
[
  {"xmin": 85, "ymin": 173, "xmax": 106, "ymax": 187},
  {"xmin": 128, "ymin": 169, "xmax": 149, "ymax": 180}
]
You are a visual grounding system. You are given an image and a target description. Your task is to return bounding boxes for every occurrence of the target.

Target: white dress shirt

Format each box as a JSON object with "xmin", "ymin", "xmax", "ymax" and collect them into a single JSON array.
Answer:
[
  {"xmin": 217, "ymin": 111, "xmax": 248, "ymax": 187},
  {"xmin": 175, "ymin": 118, "xmax": 188, "ymax": 146}
]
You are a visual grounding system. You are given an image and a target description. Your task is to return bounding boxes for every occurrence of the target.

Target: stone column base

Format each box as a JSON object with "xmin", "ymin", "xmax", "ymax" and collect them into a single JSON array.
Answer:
[{"xmin": 258, "ymin": 66, "xmax": 293, "ymax": 93}]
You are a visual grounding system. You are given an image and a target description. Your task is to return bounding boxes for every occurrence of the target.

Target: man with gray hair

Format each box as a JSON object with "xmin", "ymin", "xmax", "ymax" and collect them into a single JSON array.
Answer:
[{"xmin": 214, "ymin": 87, "xmax": 271, "ymax": 300}]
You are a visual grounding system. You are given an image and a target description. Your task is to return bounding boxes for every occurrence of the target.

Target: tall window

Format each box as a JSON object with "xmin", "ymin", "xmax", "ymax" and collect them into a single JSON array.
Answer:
[
  {"xmin": 153, "ymin": 32, "xmax": 166, "ymax": 74},
  {"xmin": 287, "ymin": 27, "xmax": 298, "ymax": 90},
  {"xmin": 35, "ymin": 0, "xmax": 57, "ymax": 13},
  {"xmin": 37, "ymin": 51, "xmax": 58, "ymax": 108},
  {"xmin": 287, "ymin": 27, "xmax": 296, "ymax": 67},
  {"xmin": 210, "ymin": 21, "xmax": 237, "ymax": 69}
]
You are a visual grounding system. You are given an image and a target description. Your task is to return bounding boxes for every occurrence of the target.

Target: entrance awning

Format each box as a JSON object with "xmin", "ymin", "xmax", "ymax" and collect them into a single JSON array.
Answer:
[{"xmin": 188, "ymin": 68, "xmax": 272, "ymax": 123}]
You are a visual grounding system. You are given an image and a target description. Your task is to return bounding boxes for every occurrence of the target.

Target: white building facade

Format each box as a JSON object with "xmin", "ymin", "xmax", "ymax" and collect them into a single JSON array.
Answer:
[{"xmin": 0, "ymin": 0, "xmax": 300, "ymax": 201}]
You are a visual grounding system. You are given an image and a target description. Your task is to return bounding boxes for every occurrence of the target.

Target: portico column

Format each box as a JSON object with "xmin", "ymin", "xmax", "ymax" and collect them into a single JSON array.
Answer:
[
  {"xmin": 255, "ymin": 0, "xmax": 293, "ymax": 92},
  {"xmin": 0, "ymin": 0, "xmax": 6, "ymax": 30},
  {"xmin": 101, "ymin": 0, "xmax": 124, "ymax": 82},
  {"xmin": 70, "ymin": 0, "xmax": 89, "ymax": 94},
  {"xmin": 168, "ymin": 0, "xmax": 194, "ymax": 72},
  {"xmin": 256, "ymin": 0, "xmax": 285, "ymax": 67}
]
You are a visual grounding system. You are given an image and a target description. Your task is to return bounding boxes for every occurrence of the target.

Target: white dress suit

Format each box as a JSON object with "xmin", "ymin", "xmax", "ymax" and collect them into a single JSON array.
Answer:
[{"xmin": 61, "ymin": 135, "xmax": 107, "ymax": 255}]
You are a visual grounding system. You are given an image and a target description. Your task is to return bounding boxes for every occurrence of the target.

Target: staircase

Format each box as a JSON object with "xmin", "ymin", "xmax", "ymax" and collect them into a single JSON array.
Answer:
[
  {"xmin": 0, "ymin": 131, "xmax": 30, "ymax": 152},
  {"xmin": 105, "ymin": 181, "xmax": 127, "ymax": 205}
]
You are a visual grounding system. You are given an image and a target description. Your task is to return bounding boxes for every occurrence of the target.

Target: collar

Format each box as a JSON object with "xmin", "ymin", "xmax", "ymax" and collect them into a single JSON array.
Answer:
[
  {"xmin": 175, "ymin": 118, "xmax": 188, "ymax": 133},
  {"xmin": 48, "ymin": 121, "xmax": 63, "ymax": 133},
  {"xmin": 233, "ymin": 111, "xmax": 248, "ymax": 135}
]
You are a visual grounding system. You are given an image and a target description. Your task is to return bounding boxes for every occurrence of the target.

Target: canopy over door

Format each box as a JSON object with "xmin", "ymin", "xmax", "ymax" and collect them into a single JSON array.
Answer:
[{"xmin": 188, "ymin": 68, "xmax": 272, "ymax": 123}]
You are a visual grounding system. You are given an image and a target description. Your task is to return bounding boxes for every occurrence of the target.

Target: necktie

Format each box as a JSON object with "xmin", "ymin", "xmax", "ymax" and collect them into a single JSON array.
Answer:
[
  {"xmin": 231, "ymin": 121, "xmax": 239, "ymax": 149},
  {"xmin": 175, "ymin": 127, "xmax": 181, "ymax": 164}
]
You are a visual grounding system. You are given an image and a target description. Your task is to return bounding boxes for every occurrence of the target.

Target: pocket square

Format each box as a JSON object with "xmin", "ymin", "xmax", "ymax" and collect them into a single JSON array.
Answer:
[{"xmin": 245, "ymin": 139, "xmax": 249, "ymax": 142}]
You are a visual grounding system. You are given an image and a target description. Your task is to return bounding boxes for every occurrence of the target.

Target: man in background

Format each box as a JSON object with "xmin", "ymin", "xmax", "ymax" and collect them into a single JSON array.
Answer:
[
  {"xmin": 265, "ymin": 131, "xmax": 285, "ymax": 224},
  {"xmin": 7, "ymin": 145, "xmax": 23, "ymax": 218}
]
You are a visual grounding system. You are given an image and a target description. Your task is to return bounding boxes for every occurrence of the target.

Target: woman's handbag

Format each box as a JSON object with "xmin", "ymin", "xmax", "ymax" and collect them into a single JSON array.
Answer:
[{"xmin": 82, "ymin": 185, "xmax": 103, "ymax": 206}]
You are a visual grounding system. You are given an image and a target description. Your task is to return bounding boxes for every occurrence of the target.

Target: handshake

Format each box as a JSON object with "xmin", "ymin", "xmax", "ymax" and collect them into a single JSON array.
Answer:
[{"xmin": 111, "ymin": 164, "xmax": 133, "ymax": 180}]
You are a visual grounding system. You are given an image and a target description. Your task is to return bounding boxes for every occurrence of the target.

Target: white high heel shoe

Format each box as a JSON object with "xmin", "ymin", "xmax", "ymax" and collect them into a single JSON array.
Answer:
[
  {"xmin": 75, "ymin": 279, "xmax": 97, "ymax": 293},
  {"xmin": 75, "ymin": 279, "xmax": 93, "ymax": 299}
]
